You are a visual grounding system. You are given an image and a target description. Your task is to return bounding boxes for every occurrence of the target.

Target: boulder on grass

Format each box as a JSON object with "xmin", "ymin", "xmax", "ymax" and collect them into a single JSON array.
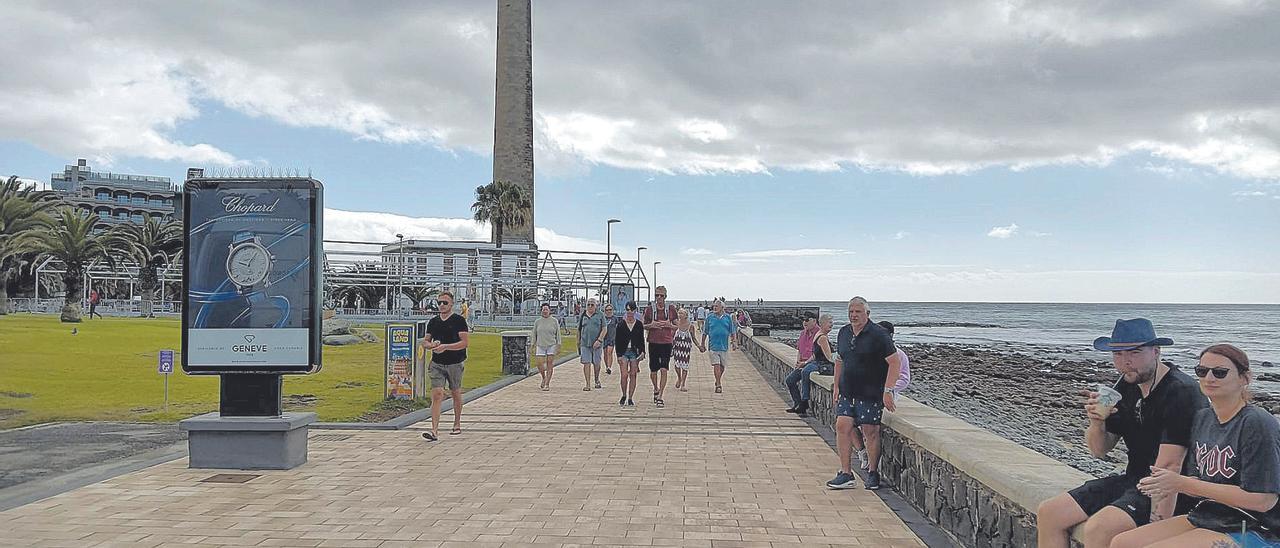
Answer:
[
  {"xmin": 323, "ymin": 334, "xmax": 363, "ymax": 346},
  {"xmin": 322, "ymin": 319, "xmax": 352, "ymax": 336},
  {"xmin": 356, "ymin": 330, "xmax": 379, "ymax": 343}
]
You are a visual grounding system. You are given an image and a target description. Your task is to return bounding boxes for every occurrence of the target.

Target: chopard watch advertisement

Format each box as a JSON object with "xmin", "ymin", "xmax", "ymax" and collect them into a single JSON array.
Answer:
[{"xmin": 182, "ymin": 177, "xmax": 324, "ymax": 374}]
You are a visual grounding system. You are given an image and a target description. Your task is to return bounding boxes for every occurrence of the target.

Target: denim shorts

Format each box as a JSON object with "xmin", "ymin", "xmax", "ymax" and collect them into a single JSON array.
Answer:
[
  {"xmin": 836, "ymin": 396, "xmax": 884, "ymax": 426},
  {"xmin": 579, "ymin": 345, "xmax": 603, "ymax": 365},
  {"xmin": 621, "ymin": 349, "xmax": 640, "ymax": 361}
]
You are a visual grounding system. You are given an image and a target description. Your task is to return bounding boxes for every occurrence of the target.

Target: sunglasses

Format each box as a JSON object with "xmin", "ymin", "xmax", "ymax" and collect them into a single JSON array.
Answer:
[
  {"xmin": 437, "ymin": 300, "xmax": 452, "ymax": 306},
  {"xmin": 1194, "ymin": 367, "xmax": 1232, "ymax": 379}
]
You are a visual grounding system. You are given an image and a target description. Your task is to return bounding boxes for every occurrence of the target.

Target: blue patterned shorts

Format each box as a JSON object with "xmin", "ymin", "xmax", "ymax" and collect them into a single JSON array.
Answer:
[{"xmin": 836, "ymin": 396, "xmax": 884, "ymax": 426}]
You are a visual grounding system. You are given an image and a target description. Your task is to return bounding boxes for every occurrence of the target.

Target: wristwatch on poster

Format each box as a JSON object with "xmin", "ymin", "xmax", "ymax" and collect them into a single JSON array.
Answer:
[{"xmin": 226, "ymin": 231, "xmax": 274, "ymax": 292}]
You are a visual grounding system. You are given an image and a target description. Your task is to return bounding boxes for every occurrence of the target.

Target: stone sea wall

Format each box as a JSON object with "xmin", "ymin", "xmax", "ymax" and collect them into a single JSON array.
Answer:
[{"xmin": 737, "ymin": 330, "xmax": 1090, "ymax": 548}]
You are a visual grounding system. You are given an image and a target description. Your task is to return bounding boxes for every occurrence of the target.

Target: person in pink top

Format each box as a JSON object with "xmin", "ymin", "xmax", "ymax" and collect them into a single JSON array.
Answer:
[{"xmin": 783, "ymin": 313, "xmax": 819, "ymax": 411}]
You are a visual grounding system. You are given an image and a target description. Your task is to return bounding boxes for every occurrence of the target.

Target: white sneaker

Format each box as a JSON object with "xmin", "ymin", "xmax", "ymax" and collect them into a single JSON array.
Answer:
[{"xmin": 857, "ymin": 450, "xmax": 869, "ymax": 471}]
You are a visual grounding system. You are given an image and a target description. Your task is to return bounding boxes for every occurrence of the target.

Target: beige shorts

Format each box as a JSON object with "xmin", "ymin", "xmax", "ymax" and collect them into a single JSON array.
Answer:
[
  {"xmin": 709, "ymin": 350, "xmax": 728, "ymax": 365},
  {"xmin": 429, "ymin": 361, "xmax": 465, "ymax": 391}
]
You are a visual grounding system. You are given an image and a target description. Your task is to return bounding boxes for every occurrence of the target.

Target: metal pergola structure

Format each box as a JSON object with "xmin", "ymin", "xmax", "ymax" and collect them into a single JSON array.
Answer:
[{"xmin": 22, "ymin": 240, "xmax": 651, "ymax": 322}]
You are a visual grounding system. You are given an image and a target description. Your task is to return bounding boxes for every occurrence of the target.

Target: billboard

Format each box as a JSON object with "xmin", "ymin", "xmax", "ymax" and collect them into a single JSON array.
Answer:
[
  {"xmin": 385, "ymin": 323, "xmax": 416, "ymax": 400},
  {"xmin": 608, "ymin": 283, "xmax": 635, "ymax": 313},
  {"xmin": 181, "ymin": 178, "xmax": 324, "ymax": 374}
]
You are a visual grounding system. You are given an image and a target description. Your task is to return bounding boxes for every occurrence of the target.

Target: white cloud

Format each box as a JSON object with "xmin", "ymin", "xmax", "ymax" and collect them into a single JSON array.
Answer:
[
  {"xmin": 987, "ymin": 223, "xmax": 1019, "ymax": 239},
  {"xmin": 322, "ymin": 208, "xmax": 602, "ymax": 252},
  {"xmin": 678, "ymin": 119, "xmax": 731, "ymax": 143},
  {"xmin": 892, "ymin": 231, "xmax": 910, "ymax": 240},
  {"xmin": 681, "ymin": 248, "xmax": 714, "ymax": 255},
  {"xmin": 3, "ymin": 2, "xmax": 1278, "ymax": 179}
]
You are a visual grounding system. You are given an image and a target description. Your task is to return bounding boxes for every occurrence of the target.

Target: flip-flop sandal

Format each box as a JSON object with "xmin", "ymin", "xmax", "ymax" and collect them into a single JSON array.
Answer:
[
  {"xmin": 656, "ymin": 399, "xmax": 665, "ymax": 408},
  {"xmin": 715, "ymin": 386, "xmax": 722, "ymax": 393},
  {"xmin": 450, "ymin": 428, "xmax": 462, "ymax": 435},
  {"xmin": 422, "ymin": 432, "xmax": 438, "ymax": 442},
  {"xmin": 583, "ymin": 386, "xmax": 591, "ymax": 391}
]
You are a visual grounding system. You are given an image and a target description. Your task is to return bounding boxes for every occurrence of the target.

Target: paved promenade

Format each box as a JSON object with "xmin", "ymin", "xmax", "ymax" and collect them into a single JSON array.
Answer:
[{"xmin": 1, "ymin": 345, "xmax": 924, "ymax": 547}]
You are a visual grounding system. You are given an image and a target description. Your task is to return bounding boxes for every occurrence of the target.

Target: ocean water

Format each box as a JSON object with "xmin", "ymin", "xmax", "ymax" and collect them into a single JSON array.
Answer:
[{"xmin": 764, "ymin": 302, "xmax": 1280, "ymax": 366}]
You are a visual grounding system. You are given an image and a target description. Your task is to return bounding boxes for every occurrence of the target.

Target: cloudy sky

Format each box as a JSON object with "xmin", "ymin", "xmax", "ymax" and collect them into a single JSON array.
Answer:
[{"xmin": 2, "ymin": 0, "xmax": 1278, "ymax": 302}]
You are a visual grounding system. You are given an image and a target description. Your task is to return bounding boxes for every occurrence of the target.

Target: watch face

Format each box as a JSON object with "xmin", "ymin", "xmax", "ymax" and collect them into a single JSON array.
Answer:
[{"xmin": 227, "ymin": 242, "xmax": 271, "ymax": 286}]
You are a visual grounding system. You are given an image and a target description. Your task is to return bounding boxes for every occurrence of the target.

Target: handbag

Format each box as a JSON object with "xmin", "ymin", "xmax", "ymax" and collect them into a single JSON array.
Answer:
[{"xmin": 1187, "ymin": 498, "xmax": 1279, "ymax": 539}]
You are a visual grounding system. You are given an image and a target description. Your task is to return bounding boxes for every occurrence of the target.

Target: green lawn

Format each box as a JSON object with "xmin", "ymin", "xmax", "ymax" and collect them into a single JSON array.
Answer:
[{"xmin": 0, "ymin": 314, "xmax": 577, "ymax": 429}]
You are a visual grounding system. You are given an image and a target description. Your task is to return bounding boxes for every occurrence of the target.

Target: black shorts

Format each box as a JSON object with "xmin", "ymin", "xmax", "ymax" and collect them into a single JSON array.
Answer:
[
  {"xmin": 1067, "ymin": 474, "xmax": 1195, "ymax": 527},
  {"xmin": 648, "ymin": 343, "xmax": 673, "ymax": 372}
]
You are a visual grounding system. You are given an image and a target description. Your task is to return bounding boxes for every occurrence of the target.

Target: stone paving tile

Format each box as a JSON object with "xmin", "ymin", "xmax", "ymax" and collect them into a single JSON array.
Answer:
[{"xmin": 0, "ymin": 345, "xmax": 923, "ymax": 547}]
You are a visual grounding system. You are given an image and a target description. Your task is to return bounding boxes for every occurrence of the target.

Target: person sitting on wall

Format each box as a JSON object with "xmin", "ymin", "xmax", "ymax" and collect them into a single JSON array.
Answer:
[
  {"xmin": 1035, "ymin": 318, "xmax": 1207, "ymax": 548},
  {"xmin": 784, "ymin": 313, "xmax": 834, "ymax": 417},
  {"xmin": 1113, "ymin": 344, "xmax": 1280, "ymax": 548}
]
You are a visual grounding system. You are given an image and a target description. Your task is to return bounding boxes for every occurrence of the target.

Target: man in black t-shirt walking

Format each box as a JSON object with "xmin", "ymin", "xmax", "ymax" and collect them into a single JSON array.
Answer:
[
  {"xmin": 420, "ymin": 291, "xmax": 470, "ymax": 442},
  {"xmin": 1035, "ymin": 318, "xmax": 1207, "ymax": 548},
  {"xmin": 827, "ymin": 297, "xmax": 903, "ymax": 491}
]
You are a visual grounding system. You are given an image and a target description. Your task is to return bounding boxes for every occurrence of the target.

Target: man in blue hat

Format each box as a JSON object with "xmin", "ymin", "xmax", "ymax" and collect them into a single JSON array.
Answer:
[{"xmin": 1036, "ymin": 318, "xmax": 1208, "ymax": 548}]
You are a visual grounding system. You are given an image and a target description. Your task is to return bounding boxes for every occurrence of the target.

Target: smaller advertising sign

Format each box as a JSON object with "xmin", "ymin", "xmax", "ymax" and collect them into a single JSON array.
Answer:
[
  {"xmin": 609, "ymin": 283, "xmax": 635, "ymax": 313},
  {"xmin": 158, "ymin": 350, "xmax": 174, "ymax": 374},
  {"xmin": 385, "ymin": 323, "xmax": 416, "ymax": 400}
]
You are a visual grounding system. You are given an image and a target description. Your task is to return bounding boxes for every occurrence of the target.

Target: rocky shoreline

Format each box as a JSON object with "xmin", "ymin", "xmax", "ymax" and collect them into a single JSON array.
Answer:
[{"xmin": 778, "ymin": 338, "xmax": 1280, "ymax": 477}]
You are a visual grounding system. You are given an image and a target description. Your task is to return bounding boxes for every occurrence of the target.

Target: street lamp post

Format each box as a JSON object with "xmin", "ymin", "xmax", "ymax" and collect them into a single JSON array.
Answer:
[
  {"xmin": 653, "ymin": 261, "xmax": 662, "ymax": 300},
  {"xmin": 396, "ymin": 233, "xmax": 404, "ymax": 315},
  {"xmin": 635, "ymin": 246, "xmax": 647, "ymax": 283},
  {"xmin": 605, "ymin": 219, "xmax": 621, "ymax": 300}
]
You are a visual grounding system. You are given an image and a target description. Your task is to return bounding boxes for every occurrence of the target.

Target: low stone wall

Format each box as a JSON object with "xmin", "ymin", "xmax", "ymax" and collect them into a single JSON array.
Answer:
[
  {"xmin": 731, "ymin": 306, "xmax": 820, "ymax": 329},
  {"xmin": 738, "ymin": 330, "xmax": 1091, "ymax": 548}
]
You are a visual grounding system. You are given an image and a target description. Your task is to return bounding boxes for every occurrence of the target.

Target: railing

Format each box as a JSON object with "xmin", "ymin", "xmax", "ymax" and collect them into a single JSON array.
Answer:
[{"xmin": 5, "ymin": 298, "xmax": 179, "ymax": 316}]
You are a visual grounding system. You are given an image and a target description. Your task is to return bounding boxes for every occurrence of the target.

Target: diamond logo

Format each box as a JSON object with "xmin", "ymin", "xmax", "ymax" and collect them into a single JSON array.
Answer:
[{"xmin": 244, "ymin": 335, "xmax": 256, "ymax": 343}]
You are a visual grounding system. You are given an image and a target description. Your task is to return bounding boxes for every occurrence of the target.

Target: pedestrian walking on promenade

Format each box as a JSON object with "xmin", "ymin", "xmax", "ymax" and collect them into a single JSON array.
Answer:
[
  {"xmin": 671, "ymin": 308, "xmax": 705, "ymax": 392},
  {"xmin": 828, "ymin": 297, "xmax": 903, "ymax": 491},
  {"xmin": 578, "ymin": 299, "xmax": 607, "ymax": 390},
  {"xmin": 701, "ymin": 299, "xmax": 737, "ymax": 394},
  {"xmin": 602, "ymin": 303, "xmax": 617, "ymax": 375},
  {"xmin": 880, "ymin": 321, "xmax": 912, "ymax": 403},
  {"xmin": 615, "ymin": 301, "xmax": 646, "ymax": 407},
  {"xmin": 532, "ymin": 303, "xmax": 561, "ymax": 391},
  {"xmin": 644, "ymin": 286, "xmax": 678, "ymax": 407},
  {"xmin": 420, "ymin": 291, "xmax": 470, "ymax": 442},
  {"xmin": 1035, "ymin": 318, "xmax": 1206, "ymax": 548}
]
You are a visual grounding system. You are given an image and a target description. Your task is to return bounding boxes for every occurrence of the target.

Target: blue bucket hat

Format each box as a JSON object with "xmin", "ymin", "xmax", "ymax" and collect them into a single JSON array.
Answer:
[{"xmin": 1093, "ymin": 318, "xmax": 1174, "ymax": 352}]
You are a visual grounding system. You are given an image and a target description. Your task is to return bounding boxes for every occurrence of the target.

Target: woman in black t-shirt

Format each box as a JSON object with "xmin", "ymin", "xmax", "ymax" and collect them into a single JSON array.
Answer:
[
  {"xmin": 613, "ymin": 301, "xmax": 645, "ymax": 408},
  {"xmin": 1115, "ymin": 344, "xmax": 1280, "ymax": 547}
]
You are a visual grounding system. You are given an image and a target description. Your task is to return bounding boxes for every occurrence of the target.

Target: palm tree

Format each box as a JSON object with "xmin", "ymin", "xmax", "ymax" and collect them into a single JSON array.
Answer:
[
  {"xmin": 27, "ymin": 208, "xmax": 112, "ymax": 322},
  {"xmin": 0, "ymin": 176, "xmax": 57, "ymax": 314},
  {"xmin": 401, "ymin": 285, "xmax": 440, "ymax": 312},
  {"xmin": 109, "ymin": 214, "xmax": 183, "ymax": 317},
  {"xmin": 472, "ymin": 180, "xmax": 532, "ymax": 249},
  {"xmin": 332, "ymin": 262, "xmax": 391, "ymax": 311}
]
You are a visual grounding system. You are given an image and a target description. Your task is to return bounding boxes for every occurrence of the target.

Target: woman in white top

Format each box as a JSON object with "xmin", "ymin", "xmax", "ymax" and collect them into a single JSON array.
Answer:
[{"xmin": 532, "ymin": 303, "xmax": 561, "ymax": 391}]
